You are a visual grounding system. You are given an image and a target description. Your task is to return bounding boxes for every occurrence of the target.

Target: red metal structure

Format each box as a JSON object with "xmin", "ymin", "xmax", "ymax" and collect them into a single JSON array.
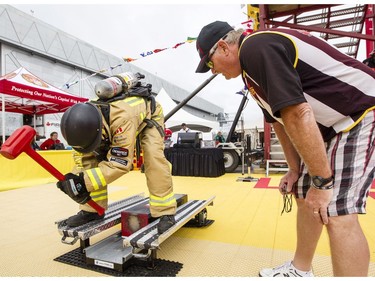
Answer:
[
  {"xmin": 365, "ymin": 5, "xmax": 375, "ymax": 56},
  {"xmin": 247, "ymin": 4, "xmax": 375, "ymax": 160}
]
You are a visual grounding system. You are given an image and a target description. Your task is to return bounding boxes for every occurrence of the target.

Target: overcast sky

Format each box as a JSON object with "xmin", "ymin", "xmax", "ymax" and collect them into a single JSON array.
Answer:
[
  {"xmin": 9, "ymin": 2, "xmax": 369, "ymax": 130},
  {"xmin": 10, "ymin": 3, "xmax": 265, "ymax": 129}
]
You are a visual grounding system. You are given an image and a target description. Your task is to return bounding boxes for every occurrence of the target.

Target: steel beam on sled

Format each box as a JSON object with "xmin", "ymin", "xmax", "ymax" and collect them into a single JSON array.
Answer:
[{"xmin": 55, "ymin": 193, "xmax": 147, "ymax": 248}]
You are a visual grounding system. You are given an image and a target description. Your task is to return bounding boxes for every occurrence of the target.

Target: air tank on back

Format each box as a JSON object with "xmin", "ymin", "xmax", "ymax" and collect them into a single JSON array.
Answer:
[{"xmin": 94, "ymin": 72, "xmax": 139, "ymax": 99}]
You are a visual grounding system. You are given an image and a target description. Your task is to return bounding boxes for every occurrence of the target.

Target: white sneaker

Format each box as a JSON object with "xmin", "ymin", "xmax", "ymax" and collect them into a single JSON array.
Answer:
[{"xmin": 259, "ymin": 261, "xmax": 314, "ymax": 277}]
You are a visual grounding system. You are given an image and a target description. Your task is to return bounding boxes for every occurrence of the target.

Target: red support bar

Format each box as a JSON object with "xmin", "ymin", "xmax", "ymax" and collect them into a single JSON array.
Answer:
[
  {"xmin": 365, "ymin": 4, "xmax": 375, "ymax": 56},
  {"xmin": 265, "ymin": 20, "xmax": 375, "ymax": 41},
  {"xmin": 263, "ymin": 119, "xmax": 271, "ymax": 160}
]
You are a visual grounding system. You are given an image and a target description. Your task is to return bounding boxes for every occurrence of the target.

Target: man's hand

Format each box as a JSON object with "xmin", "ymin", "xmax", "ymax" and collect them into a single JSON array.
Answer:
[
  {"xmin": 279, "ymin": 170, "xmax": 299, "ymax": 194},
  {"xmin": 56, "ymin": 173, "xmax": 91, "ymax": 205},
  {"xmin": 305, "ymin": 187, "xmax": 333, "ymax": 225}
]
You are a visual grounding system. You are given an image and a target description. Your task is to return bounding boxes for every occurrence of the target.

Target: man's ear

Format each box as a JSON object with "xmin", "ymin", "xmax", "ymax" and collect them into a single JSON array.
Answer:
[
  {"xmin": 217, "ymin": 40, "xmax": 228, "ymax": 54},
  {"xmin": 218, "ymin": 41, "xmax": 229, "ymax": 55}
]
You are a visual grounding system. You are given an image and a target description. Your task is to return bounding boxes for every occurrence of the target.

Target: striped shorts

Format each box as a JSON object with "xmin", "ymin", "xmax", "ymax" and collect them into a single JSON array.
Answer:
[{"xmin": 295, "ymin": 110, "xmax": 375, "ymax": 216}]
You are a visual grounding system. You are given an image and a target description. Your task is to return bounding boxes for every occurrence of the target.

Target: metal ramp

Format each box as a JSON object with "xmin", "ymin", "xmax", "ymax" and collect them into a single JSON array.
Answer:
[
  {"xmin": 84, "ymin": 232, "xmax": 134, "ymax": 271},
  {"xmin": 83, "ymin": 196, "xmax": 215, "ymax": 272}
]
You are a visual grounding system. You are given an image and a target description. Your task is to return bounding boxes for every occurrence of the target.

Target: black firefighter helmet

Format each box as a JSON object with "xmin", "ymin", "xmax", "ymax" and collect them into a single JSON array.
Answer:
[{"xmin": 61, "ymin": 102, "xmax": 102, "ymax": 153}]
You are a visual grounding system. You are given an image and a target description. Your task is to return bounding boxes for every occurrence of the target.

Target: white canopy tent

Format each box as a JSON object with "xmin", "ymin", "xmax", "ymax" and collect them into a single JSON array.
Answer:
[{"xmin": 155, "ymin": 88, "xmax": 219, "ymax": 133}]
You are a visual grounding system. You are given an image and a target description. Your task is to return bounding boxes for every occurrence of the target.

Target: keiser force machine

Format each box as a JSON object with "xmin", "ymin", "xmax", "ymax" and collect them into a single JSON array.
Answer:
[
  {"xmin": 7, "ymin": 72, "xmax": 214, "ymax": 274},
  {"xmin": 56, "ymin": 193, "xmax": 215, "ymax": 271},
  {"xmin": 53, "ymin": 73, "xmax": 216, "ymax": 273},
  {"xmin": 0, "ymin": 72, "xmax": 217, "ymax": 274}
]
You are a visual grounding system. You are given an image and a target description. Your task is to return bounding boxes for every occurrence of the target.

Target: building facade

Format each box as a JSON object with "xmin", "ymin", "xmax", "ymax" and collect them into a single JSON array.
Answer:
[{"xmin": 0, "ymin": 4, "xmax": 222, "ymax": 140}]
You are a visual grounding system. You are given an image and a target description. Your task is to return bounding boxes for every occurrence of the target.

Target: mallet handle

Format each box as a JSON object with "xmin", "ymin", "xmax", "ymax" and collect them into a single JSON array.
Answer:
[
  {"xmin": 26, "ymin": 147, "xmax": 65, "ymax": 180},
  {"xmin": 25, "ymin": 147, "xmax": 105, "ymax": 216}
]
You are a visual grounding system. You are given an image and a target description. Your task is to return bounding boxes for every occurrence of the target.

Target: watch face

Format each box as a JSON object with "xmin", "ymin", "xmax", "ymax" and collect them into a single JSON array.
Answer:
[
  {"xmin": 312, "ymin": 176, "xmax": 332, "ymax": 187},
  {"xmin": 312, "ymin": 177, "xmax": 323, "ymax": 187}
]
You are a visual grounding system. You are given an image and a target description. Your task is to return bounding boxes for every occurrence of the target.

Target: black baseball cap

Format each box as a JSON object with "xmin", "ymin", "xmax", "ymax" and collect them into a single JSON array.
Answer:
[{"xmin": 195, "ymin": 21, "xmax": 234, "ymax": 73}]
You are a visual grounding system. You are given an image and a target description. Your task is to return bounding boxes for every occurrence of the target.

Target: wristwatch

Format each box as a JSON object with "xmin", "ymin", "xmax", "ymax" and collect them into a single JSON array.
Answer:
[{"xmin": 311, "ymin": 175, "xmax": 334, "ymax": 190}]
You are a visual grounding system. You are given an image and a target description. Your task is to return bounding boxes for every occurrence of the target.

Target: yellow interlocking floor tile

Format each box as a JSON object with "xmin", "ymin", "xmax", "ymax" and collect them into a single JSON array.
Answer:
[{"xmin": 0, "ymin": 170, "xmax": 375, "ymax": 276}]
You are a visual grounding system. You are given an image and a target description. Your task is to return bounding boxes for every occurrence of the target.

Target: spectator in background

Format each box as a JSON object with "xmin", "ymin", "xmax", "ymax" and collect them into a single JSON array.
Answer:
[
  {"xmin": 231, "ymin": 131, "xmax": 240, "ymax": 143},
  {"xmin": 164, "ymin": 127, "xmax": 173, "ymax": 141},
  {"xmin": 31, "ymin": 131, "xmax": 42, "ymax": 150},
  {"xmin": 31, "ymin": 140, "xmax": 40, "ymax": 150},
  {"xmin": 362, "ymin": 49, "xmax": 375, "ymax": 69},
  {"xmin": 215, "ymin": 131, "xmax": 225, "ymax": 144},
  {"xmin": 40, "ymin": 131, "xmax": 61, "ymax": 150},
  {"xmin": 164, "ymin": 127, "xmax": 173, "ymax": 148},
  {"xmin": 179, "ymin": 123, "xmax": 190, "ymax": 132}
]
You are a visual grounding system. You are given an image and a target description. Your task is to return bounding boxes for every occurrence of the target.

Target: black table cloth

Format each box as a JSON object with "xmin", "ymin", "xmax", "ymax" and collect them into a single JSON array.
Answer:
[{"xmin": 164, "ymin": 147, "xmax": 225, "ymax": 177}]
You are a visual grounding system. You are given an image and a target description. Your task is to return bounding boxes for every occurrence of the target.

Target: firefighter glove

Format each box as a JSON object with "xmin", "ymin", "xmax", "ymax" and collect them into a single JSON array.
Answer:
[{"xmin": 57, "ymin": 172, "xmax": 90, "ymax": 205}]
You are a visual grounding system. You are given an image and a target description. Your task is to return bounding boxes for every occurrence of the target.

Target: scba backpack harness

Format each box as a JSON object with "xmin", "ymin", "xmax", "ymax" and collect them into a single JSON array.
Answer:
[{"xmin": 91, "ymin": 72, "xmax": 165, "ymax": 161}]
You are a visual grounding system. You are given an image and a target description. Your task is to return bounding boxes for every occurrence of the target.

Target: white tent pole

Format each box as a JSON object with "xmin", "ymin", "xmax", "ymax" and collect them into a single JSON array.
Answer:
[
  {"xmin": 2, "ymin": 94, "xmax": 5, "ymax": 144},
  {"xmin": 33, "ymin": 114, "xmax": 37, "ymax": 142}
]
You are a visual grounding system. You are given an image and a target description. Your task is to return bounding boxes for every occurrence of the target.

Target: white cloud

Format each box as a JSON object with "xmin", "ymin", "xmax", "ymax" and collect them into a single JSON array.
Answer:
[
  {"xmin": 12, "ymin": 4, "xmax": 265, "ymax": 129},
  {"xmin": 11, "ymin": 3, "xmax": 368, "ymax": 130}
]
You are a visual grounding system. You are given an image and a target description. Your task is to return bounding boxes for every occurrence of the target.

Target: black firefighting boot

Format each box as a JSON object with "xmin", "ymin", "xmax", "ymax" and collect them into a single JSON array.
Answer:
[
  {"xmin": 157, "ymin": 215, "xmax": 176, "ymax": 234},
  {"xmin": 66, "ymin": 210, "xmax": 105, "ymax": 227}
]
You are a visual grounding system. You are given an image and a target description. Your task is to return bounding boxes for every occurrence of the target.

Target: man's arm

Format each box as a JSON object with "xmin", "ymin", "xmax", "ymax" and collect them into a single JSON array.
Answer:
[
  {"xmin": 272, "ymin": 122, "xmax": 300, "ymax": 173},
  {"xmin": 272, "ymin": 121, "xmax": 301, "ymax": 193},
  {"xmin": 280, "ymin": 102, "xmax": 333, "ymax": 224},
  {"xmin": 40, "ymin": 139, "xmax": 51, "ymax": 150},
  {"xmin": 279, "ymin": 102, "xmax": 331, "ymax": 178}
]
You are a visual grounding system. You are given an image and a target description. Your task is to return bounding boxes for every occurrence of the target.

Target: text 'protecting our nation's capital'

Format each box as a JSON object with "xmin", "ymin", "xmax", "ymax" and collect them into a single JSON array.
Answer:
[{"xmin": 11, "ymin": 85, "xmax": 79, "ymax": 103}]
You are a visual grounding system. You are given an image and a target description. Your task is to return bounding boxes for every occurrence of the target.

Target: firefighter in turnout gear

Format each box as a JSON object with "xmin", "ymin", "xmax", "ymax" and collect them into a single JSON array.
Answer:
[{"xmin": 57, "ymin": 73, "xmax": 176, "ymax": 234}]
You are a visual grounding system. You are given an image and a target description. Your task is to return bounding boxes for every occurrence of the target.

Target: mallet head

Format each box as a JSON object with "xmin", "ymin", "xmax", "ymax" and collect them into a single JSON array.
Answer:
[{"xmin": 0, "ymin": 125, "xmax": 36, "ymax": 159}]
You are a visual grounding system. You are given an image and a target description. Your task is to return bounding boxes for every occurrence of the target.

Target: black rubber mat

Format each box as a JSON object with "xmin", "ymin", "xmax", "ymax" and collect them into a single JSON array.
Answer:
[
  {"xmin": 54, "ymin": 248, "xmax": 183, "ymax": 277},
  {"xmin": 184, "ymin": 219, "xmax": 215, "ymax": 228}
]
